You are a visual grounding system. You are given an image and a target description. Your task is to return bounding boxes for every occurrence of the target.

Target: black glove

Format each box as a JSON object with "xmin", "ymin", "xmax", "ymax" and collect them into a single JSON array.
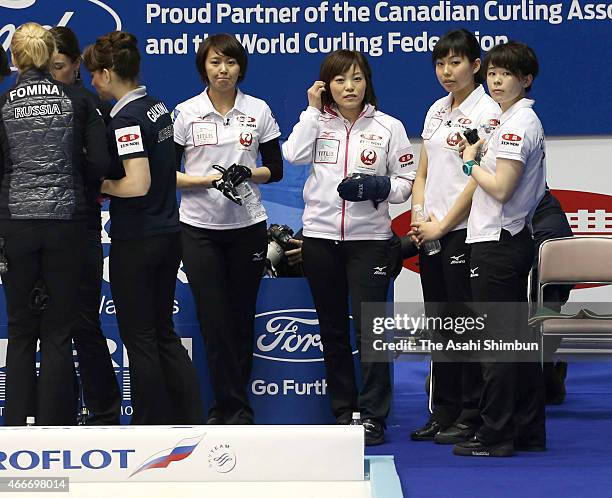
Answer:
[
  {"xmin": 212, "ymin": 165, "xmax": 243, "ymax": 205},
  {"xmin": 226, "ymin": 163, "xmax": 252, "ymax": 186},
  {"xmin": 337, "ymin": 173, "xmax": 391, "ymax": 204},
  {"xmin": 463, "ymin": 128, "xmax": 480, "ymax": 145}
]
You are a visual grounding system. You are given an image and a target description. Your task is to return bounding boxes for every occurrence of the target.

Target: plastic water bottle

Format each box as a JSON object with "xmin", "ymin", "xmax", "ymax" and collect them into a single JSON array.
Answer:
[
  {"xmin": 412, "ymin": 204, "xmax": 441, "ymax": 256},
  {"xmin": 350, "ymin": 412, "xmax": 362, "ymax": 426},
  {"xmin": 78, "ymin": 406, "xmax": 90, "ymax": 426},
  {"xmin": 25, "ymin": 416, "xmax": 35, "ymax": 427},
  {"xmin": 236, "ymin": 182, "xmax": 264, "ymax": 218}
]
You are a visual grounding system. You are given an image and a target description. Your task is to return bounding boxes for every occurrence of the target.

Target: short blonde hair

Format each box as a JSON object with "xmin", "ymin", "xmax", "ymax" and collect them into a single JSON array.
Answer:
[{"xmin": 11, "ymin": 22, "xmax": 56, "ymax": 71}]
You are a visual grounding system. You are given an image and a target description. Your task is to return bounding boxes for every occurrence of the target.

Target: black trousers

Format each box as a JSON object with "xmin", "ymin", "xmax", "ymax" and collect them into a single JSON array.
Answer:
[
  {"xmin": 1, "ymin": 220, "xmax": 86, "ymax": 426},
  {"xmin": 72, "ymin": 228, "xmax": 121, "ymax": 425},
  {"xmin": 419, "ymin": 228, "xmax": 481, "ymax": 428},
  {"xmin": 109, "ymin": 231, "xmax": 203, "ymax": 425},
  {"xmin": 470, "ymin": 228, "xmax": 545, "ymax": 445},
  {"xmin": 302, "ymin": 236, "xmax": 394, "ymax": 423},
  {"xmin": 181, "ymin": 221, "xmax": 267, "ymax": 424}
]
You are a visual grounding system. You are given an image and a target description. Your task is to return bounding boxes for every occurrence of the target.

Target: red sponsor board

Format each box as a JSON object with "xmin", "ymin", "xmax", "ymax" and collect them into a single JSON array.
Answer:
[
  {"xmin": 391, "ymin": 209, "xmax": 420, "ymax": 274},
  {"xmin": 553, "ymin": 189, "xmax": 612, "ymax": 236},
  {"xmin": 553, "ymin": 189, "xmax": 612, "ymax": 290},
  {"xmin": 392, "ymin": 189, "xmax": 612, "ymax": 278}
]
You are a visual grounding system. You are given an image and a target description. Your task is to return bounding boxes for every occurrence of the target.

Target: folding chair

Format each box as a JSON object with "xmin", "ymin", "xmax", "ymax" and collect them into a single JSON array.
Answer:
[{"xmin": 536, "ymin": 236, "xmax": 612, "ymax": 364}]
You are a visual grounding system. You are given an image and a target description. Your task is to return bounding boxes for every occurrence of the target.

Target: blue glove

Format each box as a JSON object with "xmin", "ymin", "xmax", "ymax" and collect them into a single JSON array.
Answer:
[{"xmin": 337, "ymin": 173, "xmax": 391, "ymax": 203}]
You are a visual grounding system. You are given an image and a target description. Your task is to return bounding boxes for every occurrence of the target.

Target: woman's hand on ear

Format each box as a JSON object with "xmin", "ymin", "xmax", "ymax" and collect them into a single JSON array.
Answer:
[{"xmin": 307, "ymin": 81, "xmax": 326, "ymax": 110}]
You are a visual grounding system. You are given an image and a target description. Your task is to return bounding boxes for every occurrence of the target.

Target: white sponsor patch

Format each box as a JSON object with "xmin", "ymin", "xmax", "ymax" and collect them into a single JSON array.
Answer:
[
  {"xmin": 115, "ymin": 125, "xmax": 144, "ymax": 156},
  {"xmin": 314, "ymin": 138, "xmax": 340, "ymax": 164},
  {"xmin": 498, "ymin": 128, "xmax": 526, "ymax": 155},
  {"xmin": 192, "ymin": 121, "xmax": 218, "ymax": 147}
]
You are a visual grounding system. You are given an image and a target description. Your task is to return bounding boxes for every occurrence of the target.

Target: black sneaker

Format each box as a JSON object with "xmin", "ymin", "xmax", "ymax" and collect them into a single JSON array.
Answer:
[
  {"xmin": 545, "ymin": 361, "xmax": 568, "ymax": 405},
  {"xmin": 434, "ymin": 423, "xmax": 476, "ymax": 445},
  {"xmin": 410, "ymin": 420, "xmax": 445, "ymax": 441},
  {"xmin": 453, "ymin": 436, "xmax": 514, "ymax": 457},
  {"xmin": 514, "ymin": 434, "xmax": 546, "ymax": 452},
  {"xmin": 362, "ymin": 418, "xmax": 385, "ymax": 446},
  {"xmin": 514, "ymin": 442, "xmax": 546, "ymax": 452}
]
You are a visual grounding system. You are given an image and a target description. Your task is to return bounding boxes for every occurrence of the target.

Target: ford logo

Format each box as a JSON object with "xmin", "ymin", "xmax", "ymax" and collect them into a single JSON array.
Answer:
[
  {"xmin": 1, "ymin": 0, "xmax": 122, "ymax": 55},
  {"xmin": 254, "ymin": 309, "xmax": 357, "ymax": 363}
]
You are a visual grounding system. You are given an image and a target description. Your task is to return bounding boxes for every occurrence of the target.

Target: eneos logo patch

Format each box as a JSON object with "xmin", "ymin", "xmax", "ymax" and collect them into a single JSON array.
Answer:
[
  {"xmin": 118, "ymin": 133, "xmax": 139, "ymax": 143},
  {"xmin": 115, "ymin": 125, "xmax": 143, "ymax": 156},
  {"xmin": 360, "ymin": 133, "xmax": 383, "ymax": 141}
]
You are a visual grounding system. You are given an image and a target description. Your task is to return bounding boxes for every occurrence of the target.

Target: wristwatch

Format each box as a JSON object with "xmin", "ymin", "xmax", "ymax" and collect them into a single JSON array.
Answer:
[{"xmin": 462, "ymin": 160, "xmax": 478, "ymax": 176}]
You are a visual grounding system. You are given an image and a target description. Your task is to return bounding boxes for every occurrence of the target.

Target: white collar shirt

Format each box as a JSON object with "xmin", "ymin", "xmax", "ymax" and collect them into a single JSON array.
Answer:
[
  {"xmin": 422, "ymin": 85, "xmax": 501, "ymax": 231},
  {"xmin": 467, "ymin": 98, "xmax": 546, "ymax": 243},
  {"xmin": 110, "ymin": 85, "xmax": 147, "ymax": 117},
  {"xmin": 173, "ymin": 88, "xmax": 280, "ymax": 229}
]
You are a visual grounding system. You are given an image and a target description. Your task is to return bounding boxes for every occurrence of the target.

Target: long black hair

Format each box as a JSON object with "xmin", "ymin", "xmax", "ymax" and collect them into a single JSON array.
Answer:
[{"xmin": 432, "ymin": 29, "xmax": 484, "ymax": 84}]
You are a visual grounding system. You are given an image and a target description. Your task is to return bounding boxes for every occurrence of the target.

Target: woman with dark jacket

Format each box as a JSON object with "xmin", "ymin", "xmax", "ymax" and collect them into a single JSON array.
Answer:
[
  {"xmin": 49, "ymin": 26, "xmax": 121, "ymax": 425},
  {"xmin": 83, "ymin": 31, "xmax": 203, "ymax": 425},
  {"xmin": 0, "ymin": 22, "xmax": 110, "ymax": 425}
]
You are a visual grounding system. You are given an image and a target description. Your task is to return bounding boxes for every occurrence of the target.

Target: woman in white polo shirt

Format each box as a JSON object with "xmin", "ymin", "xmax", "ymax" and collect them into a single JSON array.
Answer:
[
  {"xmin": 453, "ymin": 41, "xmax": 546, "ymax": 457},
  {"xmin": 173, "ymin": 34, "xmax": 283, "ymax": 425},
  {"xmin": 283, "ymin": 50, "xmax": 416, "ymax": 445},
  {"xmin": 410, "ymin": 29, "xmax": 501, "ymax": 445}
]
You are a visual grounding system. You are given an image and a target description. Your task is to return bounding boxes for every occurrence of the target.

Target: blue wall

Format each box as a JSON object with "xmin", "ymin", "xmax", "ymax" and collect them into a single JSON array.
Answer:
[{"xmin": 1, "ymin": 0, "xmax": 611, "ymax": 136}]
